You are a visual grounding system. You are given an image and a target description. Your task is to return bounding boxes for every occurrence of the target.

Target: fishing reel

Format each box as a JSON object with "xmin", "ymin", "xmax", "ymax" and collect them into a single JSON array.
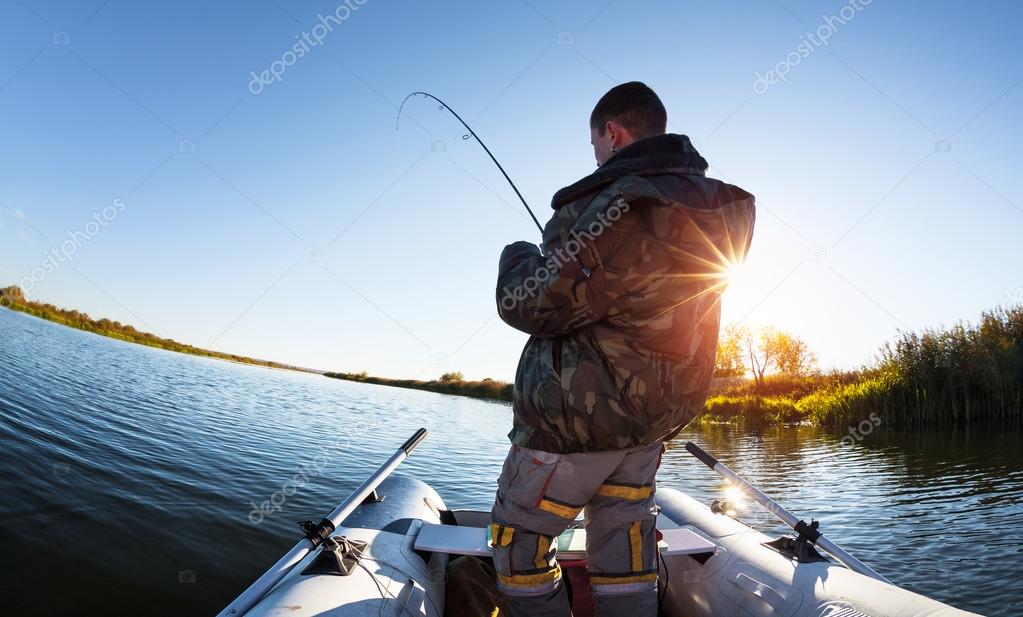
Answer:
[{"xmin": 763, "ymin": 518, "xmax": 828, "ymax": 564}]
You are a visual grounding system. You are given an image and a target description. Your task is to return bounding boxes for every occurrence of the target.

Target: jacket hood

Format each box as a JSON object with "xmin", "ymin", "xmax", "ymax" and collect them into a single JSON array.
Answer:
[{"xmin": 551, "ymin": 133, "xmax": 709, "ymax": 209}]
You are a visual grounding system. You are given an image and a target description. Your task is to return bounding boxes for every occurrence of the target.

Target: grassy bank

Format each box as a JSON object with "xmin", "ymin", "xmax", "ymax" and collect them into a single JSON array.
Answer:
[
  {"xmin": 5, "ymin": 283, "xmax": 1019, "ymax": 425},
  {"xmin": 0, "ymin": 286, "xmax": 319, "ymax": 374},
  {"xmin": 704, "ymin": 305, "xmax": 1023, "ymax": 427},
  {"xmin": 324, "ymin": 371, "xmax": 513, "ymax": 402}
]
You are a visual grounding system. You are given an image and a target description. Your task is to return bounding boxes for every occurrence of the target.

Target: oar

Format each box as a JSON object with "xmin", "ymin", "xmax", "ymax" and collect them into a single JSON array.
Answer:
[
  {"xmin": 217, "ymin": 428, "xmax": 429, "ymax": 617},
  {"xmin": 684, "ymin": 441, "xmax": 892, "ymax": 585}
]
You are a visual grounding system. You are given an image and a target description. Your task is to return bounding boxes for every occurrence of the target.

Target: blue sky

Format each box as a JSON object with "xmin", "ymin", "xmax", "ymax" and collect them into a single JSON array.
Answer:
[{"xmin": 1, "ymin": 0, "xmax": 1021, "ymax": 381}]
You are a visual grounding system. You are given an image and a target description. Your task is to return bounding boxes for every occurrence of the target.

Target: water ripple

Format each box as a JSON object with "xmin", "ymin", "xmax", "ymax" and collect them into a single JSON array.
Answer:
[{"xmin": 0, "ymin": 308, "xmax": 1019, "ymax": 616}]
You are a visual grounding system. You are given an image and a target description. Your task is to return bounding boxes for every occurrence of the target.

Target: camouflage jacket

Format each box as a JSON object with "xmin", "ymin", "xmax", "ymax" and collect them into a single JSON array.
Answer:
[{"xmin": 496, "ymin": 134, "xmax": 755, "ymax": 453}]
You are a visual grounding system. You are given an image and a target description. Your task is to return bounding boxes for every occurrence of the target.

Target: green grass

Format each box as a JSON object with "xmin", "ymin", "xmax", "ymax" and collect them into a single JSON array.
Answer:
[
  {"xmin": 0, "ymin": 289, "xmax": 318, "ymax": 373},
  {"xmin": 5, "ymin": 283, "xmax": 1020, "ymax": 423},
  {"xmin": 703, "ymin": 305, "xmax": 1023, "ymax": 427},
  {"xmin": 324, "ymin": 371, "xmax": 513, "ymax": 402},
  {"xmin": 0, "ymin": 286, "xmax": 512, "ymax": 401}
]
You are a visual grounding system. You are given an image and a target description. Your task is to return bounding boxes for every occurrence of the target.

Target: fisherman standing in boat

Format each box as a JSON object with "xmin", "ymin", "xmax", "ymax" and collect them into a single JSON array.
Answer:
[{"xmin": 491, "ymin": 82, "xmax": 756, "ymax": 617}]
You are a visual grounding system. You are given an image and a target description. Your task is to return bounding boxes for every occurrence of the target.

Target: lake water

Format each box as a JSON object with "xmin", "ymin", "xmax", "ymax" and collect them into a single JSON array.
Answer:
[{"xmin": 1, "ymin": 307, "xmax": 1019, "ymax": 616}]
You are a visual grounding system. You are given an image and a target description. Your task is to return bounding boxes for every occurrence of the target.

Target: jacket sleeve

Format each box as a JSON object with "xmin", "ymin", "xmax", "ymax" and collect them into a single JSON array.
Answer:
[
  {"xmin": 495, "ymin": 239, "xmax": 607, "ymax": 336},
  {"xmin": 495, "ymin": 196, "xmax": 629, "ymax": 336}
]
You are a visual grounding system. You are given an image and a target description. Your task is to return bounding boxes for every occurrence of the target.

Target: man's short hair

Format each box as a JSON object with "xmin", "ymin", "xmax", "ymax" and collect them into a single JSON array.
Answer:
[{"xmin": 590, "ymin": 81, "xmax": 667, "ymax": 139}]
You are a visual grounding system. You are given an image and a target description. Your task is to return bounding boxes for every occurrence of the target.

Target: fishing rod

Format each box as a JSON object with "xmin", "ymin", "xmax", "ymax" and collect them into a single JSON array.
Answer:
[
  {"xmin": 396, "ymin": 91, "xmax": 544, "ymax": 234},
  {"xmin": 217, "ymin": 428, "xmax": 429, "ymax": 617},
  {"xmin": 685, "ymin": 441, "xmax": 892, "ymax": 585}
]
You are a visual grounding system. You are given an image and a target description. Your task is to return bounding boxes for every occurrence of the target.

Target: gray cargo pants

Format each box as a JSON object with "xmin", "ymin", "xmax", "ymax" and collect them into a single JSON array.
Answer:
[{"xmin": 490, "ymin": 441, "xmax": 663, "ymax": 617}]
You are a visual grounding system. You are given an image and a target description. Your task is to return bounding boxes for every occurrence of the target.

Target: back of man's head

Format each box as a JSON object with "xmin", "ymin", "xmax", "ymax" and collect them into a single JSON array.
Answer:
[{"xmin": 590, "ymin": 82, "xmax": 667, "ymax": 139}]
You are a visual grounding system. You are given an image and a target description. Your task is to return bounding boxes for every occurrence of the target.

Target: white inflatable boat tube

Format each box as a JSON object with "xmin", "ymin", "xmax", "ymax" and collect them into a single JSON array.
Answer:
[{"xmin": 216, "ymin": 428, "xmax": 429, "ymax": 617}]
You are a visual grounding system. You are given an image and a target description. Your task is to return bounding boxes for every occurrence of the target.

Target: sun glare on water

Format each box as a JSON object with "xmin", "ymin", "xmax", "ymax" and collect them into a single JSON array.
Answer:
[{"xmin": 724, "ymin": 485, "xmax": 745, "ymax": 504}]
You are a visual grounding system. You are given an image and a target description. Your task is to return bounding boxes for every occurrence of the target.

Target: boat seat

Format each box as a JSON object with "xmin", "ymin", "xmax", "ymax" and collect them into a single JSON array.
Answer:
[{"xmin": 414, "ymin": 523, "xmax": 716, "ymax": 560}]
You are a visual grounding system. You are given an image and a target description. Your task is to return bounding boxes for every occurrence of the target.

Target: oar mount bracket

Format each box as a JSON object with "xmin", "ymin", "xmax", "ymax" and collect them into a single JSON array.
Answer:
[
  {"xmin": 763, "ymin": 518, "xmax": 828, "ymax": 564},
  {"xmin": 302, "ymin": 535, "xmax": 368, "ymax": 576},
  {"xmin": 794, "ymin": 518, "xmax": 821, "ymax": 544},
  {"xmin": 299, "ymin": 518, "xmax": 337, "ymax": 548}
]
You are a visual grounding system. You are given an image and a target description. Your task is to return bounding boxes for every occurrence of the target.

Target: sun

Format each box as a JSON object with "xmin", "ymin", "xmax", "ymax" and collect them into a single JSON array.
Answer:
[{"xmin": 722, "ymin": 261, "xmax": 748, "ymax": 287}]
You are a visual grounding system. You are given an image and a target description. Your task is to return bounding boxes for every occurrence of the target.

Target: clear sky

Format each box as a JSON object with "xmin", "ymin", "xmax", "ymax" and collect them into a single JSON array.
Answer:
[{"xmin": 1, "ymin": 0, "xmax": 1021, "ymax": 381}]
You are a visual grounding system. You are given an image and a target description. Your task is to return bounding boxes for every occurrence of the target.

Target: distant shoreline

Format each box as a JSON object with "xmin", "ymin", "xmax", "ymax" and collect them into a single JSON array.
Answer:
[
  {"xmin": 0, "ymin": 289, "xmax": 321, "ymax": 375},
  {"xmin": 324, "ymin": 371, "xmax": 513, "ymax": 403},
  {"xmin": 4, "ymin": 284, "xmax": 1020, "ymax": 427},
  {"xmin": 0, "ymin": 286, "xmax": 514, "ymax": 400}
]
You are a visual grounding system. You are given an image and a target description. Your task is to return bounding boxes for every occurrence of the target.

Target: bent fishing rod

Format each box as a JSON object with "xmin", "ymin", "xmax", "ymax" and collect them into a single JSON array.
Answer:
[{"xmin": 396, "ymin": 91, "xmax": 544, "ymax": 234}]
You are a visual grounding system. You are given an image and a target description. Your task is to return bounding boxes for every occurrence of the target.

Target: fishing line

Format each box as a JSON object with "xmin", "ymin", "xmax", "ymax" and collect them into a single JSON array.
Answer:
[{"xmin": 396, "ymin": 91, "xmax": 544, "ymax": 234}]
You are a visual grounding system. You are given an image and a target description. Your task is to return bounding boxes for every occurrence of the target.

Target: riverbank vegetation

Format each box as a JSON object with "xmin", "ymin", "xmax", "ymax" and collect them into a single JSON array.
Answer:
[
  {"xmin": 707, "ymin": 305, "xmax": 1023, "ymax": 427},
  {"xmin": 5, "ymin": 284, "xmax": 1019, "ymax": 424},
  {"xmin": 324, "ymin": 370, "xmax": 513, "ymax": 402},
  {"xmin": 0, "ymin": 285, "xmax": 318, "ymax": 373}
]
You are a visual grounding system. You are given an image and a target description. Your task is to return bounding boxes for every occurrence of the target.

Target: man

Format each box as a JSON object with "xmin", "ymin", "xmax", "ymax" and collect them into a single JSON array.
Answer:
[{"xmin": 490, "ymin": 82, "xmax": 756, "ymax": 617}]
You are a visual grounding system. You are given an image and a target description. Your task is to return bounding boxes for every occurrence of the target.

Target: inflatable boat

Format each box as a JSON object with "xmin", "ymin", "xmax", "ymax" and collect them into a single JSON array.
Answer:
[{"xmin": 218, "ymin": 430, "xmax": 983, "ymax": 617}]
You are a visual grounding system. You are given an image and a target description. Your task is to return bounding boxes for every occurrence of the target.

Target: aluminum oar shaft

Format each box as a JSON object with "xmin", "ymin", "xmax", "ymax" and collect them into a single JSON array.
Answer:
[
  {"xmin": 685, "ymin": 441, "xmax": 891, "ymax": 585},
  {"xmin": 218, "ymin": 428, "xmax": 428, "ymax": 616}
]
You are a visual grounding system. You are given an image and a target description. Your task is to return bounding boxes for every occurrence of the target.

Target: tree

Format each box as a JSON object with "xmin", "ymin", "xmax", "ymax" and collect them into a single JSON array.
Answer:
[
  {"xmin": 439, "ymin": 371, "xmax": 464, "ymax": 383},
  {"xmin": 775, "ymin": 334, "xmax": 817, "ymax": 376},
  {"xmin": 1, "ymin": 285, "xmax": 25, "ymax": 301},
  {"xmin": 746, "ymin": 326, "xmax": 776, "ymax": 387},
  {"xmin": 719, "ymin": 324, "xmax": 817, "ymax": 387},
  {"xmin": 715, "ymin": 325, "xmax": 747, "ymax": 378}
]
